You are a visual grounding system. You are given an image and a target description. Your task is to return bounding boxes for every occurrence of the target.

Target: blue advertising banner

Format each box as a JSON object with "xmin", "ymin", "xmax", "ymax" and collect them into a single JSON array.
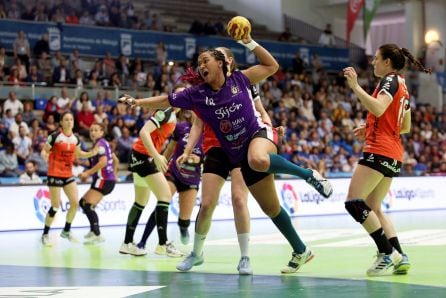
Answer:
[{"xmin": 0, "ymin": 19, "xmax": 349, "ymax": 71}]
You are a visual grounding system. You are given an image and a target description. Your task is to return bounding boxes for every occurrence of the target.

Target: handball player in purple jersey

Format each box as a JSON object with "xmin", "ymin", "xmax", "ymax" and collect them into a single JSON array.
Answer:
[
  {"xmin": 78, "ymin": 122, "xmax": 119, "ymax": 244},
  {"xmin": 119, "ymin": 32, "xmax": 333, "ymax": 273}
]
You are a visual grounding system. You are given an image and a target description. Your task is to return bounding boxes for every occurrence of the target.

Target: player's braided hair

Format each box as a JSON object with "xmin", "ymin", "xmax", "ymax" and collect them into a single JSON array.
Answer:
[{"xmin": 379, "ymin": 43, "xmax": 431, "ymax": 74}]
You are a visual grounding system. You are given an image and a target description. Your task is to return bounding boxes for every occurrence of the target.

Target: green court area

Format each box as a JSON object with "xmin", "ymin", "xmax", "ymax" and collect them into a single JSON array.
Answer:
[{"xmin": 0, "ymin": 211, "xmax": 445, "ymax": 297}]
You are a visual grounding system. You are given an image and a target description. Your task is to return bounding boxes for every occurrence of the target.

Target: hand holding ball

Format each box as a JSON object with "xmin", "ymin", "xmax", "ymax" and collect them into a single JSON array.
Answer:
[{"xmin": 227, "ymin": 16, "xmax": 251, "ymax": 40}]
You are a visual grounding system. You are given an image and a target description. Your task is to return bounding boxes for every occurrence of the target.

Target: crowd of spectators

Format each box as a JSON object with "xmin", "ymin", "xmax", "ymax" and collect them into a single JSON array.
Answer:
[
  {"xmin": 0, "ymin": 1, "xmax": 445, "ymax": 182},
  {"xmin": 0, "ymin": 0, "xmax": 168, "ymax": 32},
  {"xmin": 1, "ymin": 45, "xmax": 445, "ymax": 183}
]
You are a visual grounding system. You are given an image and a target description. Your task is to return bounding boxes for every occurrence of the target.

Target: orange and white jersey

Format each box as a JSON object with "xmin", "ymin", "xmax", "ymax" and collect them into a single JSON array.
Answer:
[
  {"xmin": 46, "ymin": 130, "xmax": 80, "ymax": 178},
  {"xmin": 364, "ymin": 73, "xmax": 410, "ymax": 161},
  {"xmin": 132, "ymin": 108, "xmax": 177, "ymax": 157}
]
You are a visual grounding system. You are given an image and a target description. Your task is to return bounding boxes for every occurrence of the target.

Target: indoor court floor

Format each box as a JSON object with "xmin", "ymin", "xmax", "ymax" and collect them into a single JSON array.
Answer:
[{"xmin": 0, "ymin": 210, "xmax": 445, "ymax": 297}]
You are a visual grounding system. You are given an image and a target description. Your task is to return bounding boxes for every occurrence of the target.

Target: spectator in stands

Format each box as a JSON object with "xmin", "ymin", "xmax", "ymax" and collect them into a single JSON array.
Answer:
[
  {"xmin": 3, "ymin": 91, "xmax": 23, "ymax": 116},
  {"xmin": 278, "ymin": 27, "xmax": 292, "ymax": 42},
  {"xmin": 189, "ymin": 19, "xmax": 204, "ymax": 35},
  {"xmin": 111, "ymin": 117, "xmax": 124, "ymax": 138},
  {"xmin": 77, "ymin": 101, "xmax": 95, "ymax": 137},
  {"xmin": 150, "ymin": 13, "xmax": 162, "ymax": 31},
  {"xmin": 13, "ymin": 30, "xmax": 30, "ymax": 71},
  {"xmin": 37, "ymin": 52, "xmax": 52, "ymax": 83},
  {"xmin": 51, "ymin": 51, "xmax": 64, "ymax": 68},
  {"xmin": 69, "ymin": 49, "xmax": 84, "ymax": 75},
  {"xmin": 116, "ymin": 126, "xmax": 133, "ymax": 163},
  {"xmin": 34, "ymin": 2, "xmax": 49, "ymax": 22},
  {"xmin": 21, "ymin": 3, "xmax": 35, "ymax": 21},
  {"xmin": 9, "ymin": 113, "xmax": 30, "ymax": 138},
  {"xmin": 103, "ymin": 52, "xmax": 117, "ymax": 78},
  {"xmin": 110, "ymin": 72, "xmax": 123, "ymax": 88},
  {"xmin": 25, "ymin": 65, "xmax": 45, "ymax": 84},
  {"xmin": 73, "ymin": 91, "xmax": 94, "ymax": 115},
  {"xmin": 72, "ymin": 69, "xmax": 85, "ymax": 88},
  {"xmin": 7, "ymin": 1, "xmax": 21, "ymax": 19},
  {"xmin": 3, "ymin": 109, "xmax": 15, "ymax": 130},
  {"xmin": 19, "ymin": 160, "xmax": 42, "ymax": 184},
  {"xmin": 94, "ymin": 105, "xmax": 108, "ymax": 124},
  {"xmin": 203, "ymin": 19, "xmax": 216, "ymax": 35},
  {"xmin": 0, "ymin": 45, "xmax": 7, "ymax": 80},
  {"xmin": 65, "ymin": 8, "xmax": 79, "ymax": 24},
  {"xmin": 116, "ymin": 54, "xmax": 130, "ymax": 82},
  {"xmin": 21, "ymin": 102, "xmax": 36, "ymax": 125},
  {"xmin": 0, "ymin": 4, "xmax": 6, "ymax": 19},
  {"xmin": 57, "ymin": 87, "xmax": 73, "ymax": 113},
  {"xmin": 155, "ymin": 42, "xmax": 167, "ymax": 66},
  {"xmin": 45, "ymin": 114, "xmax": 58, "ymax": 133},
  {"xmin": 142, "ymin": 9, "xmax": 152, "ymax": 29},
  {"xmin": 51, "ymin": 7, "xmax": 65, "ymax": 23},
  {"xmin": 52, "ymin": 57, "xmax": 71, "ymax": 84},
  {"xmin": 43, "ymin": 96, "xmax": 59, "ymax": 122},
  {"xmin": 109, "ymin": 5, "xmax": 121, "ymax": 27},
  {"xmin": 11, "ymin": 58, "xmax": 27, "ymax": 80},
  {"xmin": 13, "ymin": 125, "xmax": 32, "ymax": 165},
  {"xmin": 292, "ymin": 52, "xmax": 306, "ymax": 75},
  {"xmin": 95, "ymin": 4, "xmax": 109, "ymax": 26},
  {"xmin": 318, "ymin": 24, "xmax": 336, "ymax": 47},
  {"xmin": 33, "ymin": 33, "xmax": 50, "ymax": 58},
  {"xmin": 0, "ymin": 143, "xmax": 20, "ymax": 177},
  {"xmin": 118, "ymin": 10, "xmax": 132, "ymax": 29},
  {"xmin": 79, "ymin": 10, "xmax": 95, "ymax": 26}
]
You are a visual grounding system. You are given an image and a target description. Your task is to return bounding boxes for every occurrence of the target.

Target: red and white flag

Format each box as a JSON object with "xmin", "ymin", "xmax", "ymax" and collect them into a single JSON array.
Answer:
[{"xmin": 346, "ymin": 0, "xmax": 365, "ymax": 45}]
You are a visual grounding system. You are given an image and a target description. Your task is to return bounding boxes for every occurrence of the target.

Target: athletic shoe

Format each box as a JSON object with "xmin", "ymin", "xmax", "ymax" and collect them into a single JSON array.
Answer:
[
  {"xmin": 176, "ymin": 252, "xmax": 204, "ymax": 272},
  {"xmin": 393, "ymin": 253, "xmax": 411, "ymax": 275},
  {"xmin": 84, "ymin": 231, "xmax": 95, "ymax": 239},
  {"xmin": 136, "ymin": 242, "xmax": 146, "ymax": 250},
  {"xmin": 60, "ymin": 231, "xmax": 79, "ymax": 243},
  {"xmin": 119, "ymin": 242, "xmax": 147, "ymax": 256},
  {"xmin": 367, "ymin": 249, "xmax": 402, "ymax": 276},
  {"xmin": 306, "ymin": 170, "xmax": 333, "ymax": 198},
  {"xmin": 237, "ymin": 256, "xmax": 253, "ymax": 275},
  {"xmin": 83, "ymin": 234, "xmax": 105, "ymax": 245},
  {"xmin": 155, "ymin": 241, "xmax": 185, "ymax": 257},
  {"xmin": 180, "ymin": 227, "xmax": 190, "ymax": 245},
  {"xmin": 41, "ymin": 234, "xmax": 52, "ymax": 246},
  {"xmin": 281, "ymin": 247, "xmax": 315, "ymax": 274}
]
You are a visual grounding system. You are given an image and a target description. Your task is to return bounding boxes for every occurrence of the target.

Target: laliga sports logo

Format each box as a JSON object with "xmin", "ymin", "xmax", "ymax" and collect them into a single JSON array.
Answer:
[
  {"xmin": 382, "ymin": 189, "xmax": 394, "ymax": 210},
  {"xmin": 33, "ymin": 188, "xmax": 51, "ymax": 223},
  {"xmin": 280, "ymin": 183, "xmax": 299, "ymax": 215}
]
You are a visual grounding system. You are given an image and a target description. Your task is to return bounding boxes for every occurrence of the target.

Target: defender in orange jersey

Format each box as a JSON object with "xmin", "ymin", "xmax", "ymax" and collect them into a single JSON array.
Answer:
[
  {"xmin": 343, "ymin": 43, "xmax": 431, "ymax": 276},
  {"xmin": 40, "ymin": 111, "xmax": 98, "ymax": 246}
]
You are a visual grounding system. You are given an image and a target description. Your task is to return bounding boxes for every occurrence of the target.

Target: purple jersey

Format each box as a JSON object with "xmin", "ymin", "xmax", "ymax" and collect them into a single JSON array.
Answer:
[
  {"xmin": 168, "ymin": 71, "xmax": 265, "ymax": 164},
  {"xmin": 89, "ymin": 137, "xmax": 115, "ymax": 180},
  {"xmin": 168, "ymin": 121, "xmax": 203, "ymax": 185}
]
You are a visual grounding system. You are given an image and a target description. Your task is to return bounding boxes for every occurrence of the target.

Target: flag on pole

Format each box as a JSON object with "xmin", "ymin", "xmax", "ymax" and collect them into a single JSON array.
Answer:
[
  {"xmin": 346, "ymin": 0, "xmax": 365, "ymax": 45},
  {"xmin": 363, "ymin": 0, "xmax": 381, "ymax": 39}
]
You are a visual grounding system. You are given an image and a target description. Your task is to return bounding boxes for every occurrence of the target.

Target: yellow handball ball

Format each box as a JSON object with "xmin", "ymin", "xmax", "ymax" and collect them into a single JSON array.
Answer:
[{"xmin": 227, "ymin": 16, "xmax": 251, "ymax": 40}]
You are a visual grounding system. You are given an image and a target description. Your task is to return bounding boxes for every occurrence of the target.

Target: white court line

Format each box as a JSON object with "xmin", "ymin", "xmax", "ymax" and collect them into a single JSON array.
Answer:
[
  {"xmin": 206, "ymin": 229, "xmax": 446, "ymax": 247},
  {"xmin": 0, "ymin": 286, "xmax": 164, "ymax": 297}
]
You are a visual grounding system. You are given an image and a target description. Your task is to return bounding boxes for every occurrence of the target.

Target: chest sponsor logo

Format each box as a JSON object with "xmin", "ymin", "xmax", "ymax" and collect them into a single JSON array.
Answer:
[
  {"xmin": 215, "ymin": 102, "xmax": 243, "ymax": 119},
  {"xmin": 219, "ymin": 120, "xmax": 232, "ymax": 133},
  {"xmin": 231, "ymin": 85, "xmax": 240, "ymax": 95}
]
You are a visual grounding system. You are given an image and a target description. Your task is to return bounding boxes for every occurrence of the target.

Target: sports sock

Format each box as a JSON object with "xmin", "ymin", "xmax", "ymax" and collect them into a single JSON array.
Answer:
[
  {"xmin": 155, "ymin": 201, "xmax": 170, "ymax": 245},
  {"xmin": 124, "ymin": 202, "xmax": 145, "ymax": 244},
  {"xmin": 63, "ymin": 222, "xmax": 71, "ymax": 233},
  {"xmin": 237, "ymin": 233, "xmax": 250, "ymax": 257},
  {"xmin": 193, "ymin": 233, "xmax": 206, "ymax": 256},
  {"xmin": 370, "ymin": 228, "xmax": 393, "ymax": 254},
  {"xmin": 267, "ymin": 154, "xmax": 312, "ymax": 180},
  {"xmin": 139, "ymin": 209, "xmax": 157, "ymax": 247},
  {"xmin": 43, "ymin": 225, "xmax": 50, "ymax": 235},
  {"xmin": 389, "ymin": 237, "xmax": 403, "ymax": 254},
  {"xmin": 271, "ymin": 207, "xmax": 306, "ymax": 254},
  {"xmin": 178, "ymin": 218, "xmax": 190, "ymax": 229}
]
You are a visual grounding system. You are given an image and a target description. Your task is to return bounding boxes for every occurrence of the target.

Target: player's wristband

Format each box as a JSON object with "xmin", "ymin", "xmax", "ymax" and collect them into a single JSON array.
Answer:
[{"xmin": 237, "ymin": 39, "xmax": 259, "ymax": 51}]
